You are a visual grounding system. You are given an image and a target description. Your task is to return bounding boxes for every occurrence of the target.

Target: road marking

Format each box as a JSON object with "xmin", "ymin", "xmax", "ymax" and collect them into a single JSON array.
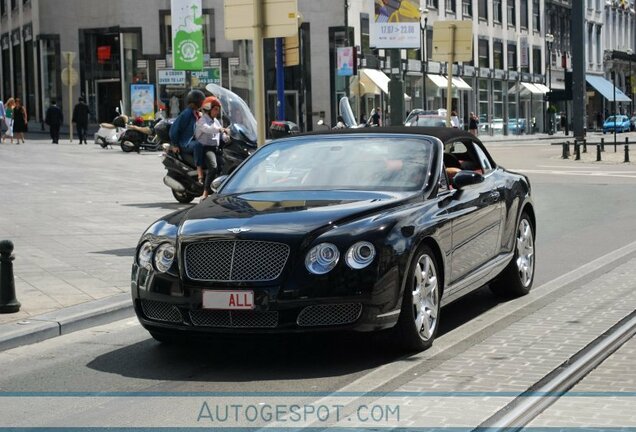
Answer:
[{"xmin": 511, "ymin": 169, "xmax": 636, "ymax": 179}]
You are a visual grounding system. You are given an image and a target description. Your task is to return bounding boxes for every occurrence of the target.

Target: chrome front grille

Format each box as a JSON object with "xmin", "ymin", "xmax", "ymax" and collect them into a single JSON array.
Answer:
[
  {"xmin": 297, "ymin": 303, "xmax": 363, "ymax": 327},
  {"xmin": 141, "ymin": 299, "xmax": 183, "ymax": 323},
  {"xmin": 184, "ymin": 240, "xmax": 290, "ymax": 282},
  {"xmin": 190, "ymin": 310, "xmax": 279, "ymax": 328}
]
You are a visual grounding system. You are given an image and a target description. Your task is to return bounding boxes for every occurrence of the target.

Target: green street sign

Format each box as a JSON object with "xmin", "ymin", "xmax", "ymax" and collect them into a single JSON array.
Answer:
[
  {"xmin": 172, "ymin": 0, "xmax": 204, "ymax": 71},
  {"xmin": 191, "ymin": 68, "xmax": 221, "ymax": 85}
]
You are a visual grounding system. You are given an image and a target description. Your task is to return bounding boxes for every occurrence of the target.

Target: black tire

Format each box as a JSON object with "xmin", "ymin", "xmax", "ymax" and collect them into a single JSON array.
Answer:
[
  {"xmin": 121, "ymin": 141, "xmax": 135, "ymax": 152},
  {"xmin": 171, "ymin": 189, "xmax": 197, "ymax": 204},
  {"xmin": 490, "ymin": 211, "xmax": 535, "ymax": 298},
  {"xmin": 393, "ymin": 245, "xmax": 442, "ymax": 352},
  {"xmin": 98, "ymin": 137, "xmax": 109, "ymax": 149}
]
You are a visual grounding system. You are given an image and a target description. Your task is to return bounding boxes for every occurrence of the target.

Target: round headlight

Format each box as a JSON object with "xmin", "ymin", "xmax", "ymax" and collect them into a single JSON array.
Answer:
[
  {"xmin": 305, "ymin": 243, "xmax": 340, "ymax": 275},
  {"xmin": 154, "ymin": 243, "xmax": 175, "ymax": 273},
  {"xmin": 137, "ymin": 241, "xmax": 154, "ymax": 270},
  {"xmin": 345, "ymin": 241, "xmax": 376, "ymax": 269}
]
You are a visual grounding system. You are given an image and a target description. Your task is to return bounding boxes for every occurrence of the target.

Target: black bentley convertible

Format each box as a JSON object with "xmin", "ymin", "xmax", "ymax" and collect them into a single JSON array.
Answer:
[{"xmin": 131, "ymin": 127, "xmax": 535, "ymax": 351}]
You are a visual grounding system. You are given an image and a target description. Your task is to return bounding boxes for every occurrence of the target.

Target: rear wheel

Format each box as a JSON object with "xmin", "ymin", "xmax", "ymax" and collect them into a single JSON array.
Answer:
[
  {"xmin": 171, "ymin": 189, "xmax": 197, "ymax": 204},
  {"xmin": 490, "ymin": 212, "xmax": 535, "ymax": 298},
  {"xmin": 121, "ymin": 140, "xmax": 135, "ymax": 152},
  {"xmin": 394, "ymin": 245, "xmax": 441, "ymax": 352}
]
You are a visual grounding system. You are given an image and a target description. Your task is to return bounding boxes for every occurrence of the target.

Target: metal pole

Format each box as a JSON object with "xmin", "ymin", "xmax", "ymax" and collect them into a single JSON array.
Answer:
[
  {"xmin": 0, "ymin": 240, "xmax": 20, "ymax": 313},
  {"xmin": 276, "ymin": 38, "xmax": 285, "ymax": 121},
  {"xmin": 253, "ymin": 1, "xmax": 266, "ymax": 147},
  {"xmin": 445, "ymin": 24, "xmax": 456, "ymax": 127},
  {"xmin": 614, "ymin": 70, "xmax": 617, "ymax": 150},
  {"xmin": 548, "ymin": 43, "xmax": 552, "ymax": 134}
]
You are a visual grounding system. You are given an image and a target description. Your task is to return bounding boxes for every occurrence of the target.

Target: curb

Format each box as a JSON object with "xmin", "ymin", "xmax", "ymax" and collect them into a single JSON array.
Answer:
[{"xmin": 0, "ymin": 293, "xmax": 133, "ymax": 352}]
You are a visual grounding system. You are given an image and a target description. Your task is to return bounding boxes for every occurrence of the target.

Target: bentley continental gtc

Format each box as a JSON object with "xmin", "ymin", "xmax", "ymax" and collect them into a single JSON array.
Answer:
[{"xmin": 131, "ymin": 127, "xmax": 535, "ymax": 352}]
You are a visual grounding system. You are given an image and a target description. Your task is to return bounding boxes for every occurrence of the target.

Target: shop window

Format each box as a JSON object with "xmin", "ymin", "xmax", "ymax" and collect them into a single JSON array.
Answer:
[{"xmin": 507, "ymin": 43, "xmax": 517, "ymax": 70}]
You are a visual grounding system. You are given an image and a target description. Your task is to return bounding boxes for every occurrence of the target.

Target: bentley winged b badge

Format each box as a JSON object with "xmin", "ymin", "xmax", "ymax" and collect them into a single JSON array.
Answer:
[{"xmin": 227, "ymin": 227, "xmax": 251, "ymax": 234}]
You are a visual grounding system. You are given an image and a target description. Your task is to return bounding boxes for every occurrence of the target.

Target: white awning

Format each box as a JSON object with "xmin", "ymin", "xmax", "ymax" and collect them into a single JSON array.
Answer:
[
  {"xmin": 533, "ymin": 83, "xmax": 551, "ymax": 93},
  {"xmin": 520, "ymin": 82, "xmax": 544, "ymax": 95},
  {"xmin": 426, "ymin": 74, "xmax": 472, "ymax": 91},
  {"xmin": 350, "ymin": 69, "xmax": 411, "ymax": 100}
]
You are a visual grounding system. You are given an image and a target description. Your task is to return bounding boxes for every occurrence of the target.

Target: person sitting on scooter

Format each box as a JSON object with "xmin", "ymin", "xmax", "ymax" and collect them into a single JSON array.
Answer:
[
  {"xmin": 169, "ymin": 89, "xmax": 206, "ymax": 185},
  {"xmin": 195, "ymin": 96, "xmax": 230, "ymax": 200}
]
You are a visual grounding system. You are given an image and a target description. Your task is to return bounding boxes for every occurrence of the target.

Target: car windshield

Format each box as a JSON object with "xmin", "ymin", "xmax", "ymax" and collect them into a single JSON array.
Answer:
[
  {"xmin": 606, "ymin": 116, "xmax": 616, "ymax": 122},
  {"xmin": 221, "ymin": 136, "xmax": 433, "ymax": 194}
]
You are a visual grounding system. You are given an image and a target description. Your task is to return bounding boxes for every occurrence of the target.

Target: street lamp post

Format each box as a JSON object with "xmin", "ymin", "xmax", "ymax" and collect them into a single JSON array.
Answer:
[
  {"xmin": 627, "ymin": 48, "xmax": 633, "ymax": 116},
  {"xmin": 419, "ymin": 7, "xmax": 428, "ymax": 110},
  {"xmin": 545, "ymin": 33, "xmax": 554, "ymax": 134}
]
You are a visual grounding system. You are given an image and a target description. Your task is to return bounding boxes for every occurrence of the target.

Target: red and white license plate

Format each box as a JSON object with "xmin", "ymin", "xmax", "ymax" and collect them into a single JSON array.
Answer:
[{"xmin": 202, "ymin": 290, "xmax": 255, "ymax": 310}]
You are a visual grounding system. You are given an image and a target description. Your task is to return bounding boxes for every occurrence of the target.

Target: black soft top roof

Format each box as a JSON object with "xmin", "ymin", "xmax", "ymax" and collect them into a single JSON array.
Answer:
[{"xmin": 297, "ymin": 126, "xmax": 480, "ymax": 144}]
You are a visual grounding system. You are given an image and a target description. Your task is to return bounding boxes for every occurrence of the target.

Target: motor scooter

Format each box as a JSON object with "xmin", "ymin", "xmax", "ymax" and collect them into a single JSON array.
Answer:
[
  {"xmin": 119, "ymin": 116, "xmax": 165, "ymax": 153},
  {"xmin": 160, "ymin": 84, "xmax": 258, "ymax": 203},
  {"xmin": 95, "ymin": 115, "xmax": 127, "ymax": 149}
]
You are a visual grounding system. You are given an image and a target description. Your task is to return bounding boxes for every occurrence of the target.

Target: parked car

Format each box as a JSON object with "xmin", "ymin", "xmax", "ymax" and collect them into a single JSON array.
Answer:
[
  {"xmin": 603, "ymin": 115, "xmax": 631, "ymax": 134},
  {"xmin": 405, "ymin": 114, "xmax": 448, "ymax": 127},
  {"xmin": 630, "ymin": 116, "xmax": 636, "ymax": 132},
  {"xmin": 132, "ymin": 128, "xmax": 536, "ymax": 352}
]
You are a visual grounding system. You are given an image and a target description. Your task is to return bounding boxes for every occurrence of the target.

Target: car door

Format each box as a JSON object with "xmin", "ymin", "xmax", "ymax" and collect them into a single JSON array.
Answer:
[{"xmin": 442, "ymin": 140, "xmax": 504, "ymax": 286}]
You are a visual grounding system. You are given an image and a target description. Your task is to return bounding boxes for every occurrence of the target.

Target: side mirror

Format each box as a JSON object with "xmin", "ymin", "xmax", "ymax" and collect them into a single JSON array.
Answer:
[
  {"xmin": 452, "ymin": 170, "xmax": 484, "ymax": 190},
  {"xmin": 211, "ymin": 175, "xmax": 228, "ymax": 192}
]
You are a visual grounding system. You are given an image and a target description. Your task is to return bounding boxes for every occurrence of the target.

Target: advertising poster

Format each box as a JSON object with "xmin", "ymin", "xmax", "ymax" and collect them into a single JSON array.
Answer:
[
  {"xmin": 336, "ymin": 47, "xmax": 355, "ymax": 76},
  {"xmin": 130, "ymin": 84, "xmax": 155, "ymax": 121},
  {"xmin": 191, "ymin": 67, "xmax": 222, "ymax": 86},
  {"xmin": 370, "ymin": 0, "xmax": 420, "ymax": 49},
  {"xmin": 171, "ymin": 0, "xmax": 204, "ymax": 70}
]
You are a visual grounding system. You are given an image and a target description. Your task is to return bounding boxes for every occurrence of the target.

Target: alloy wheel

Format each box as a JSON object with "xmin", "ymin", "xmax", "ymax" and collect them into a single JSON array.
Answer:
[
  {"xmin": 515, "ymin": 218, "xmax": 535, "ymax": 288},
  {"xmin": 412, "ymin": 254, "xmax": 439, "ymax": 341}
]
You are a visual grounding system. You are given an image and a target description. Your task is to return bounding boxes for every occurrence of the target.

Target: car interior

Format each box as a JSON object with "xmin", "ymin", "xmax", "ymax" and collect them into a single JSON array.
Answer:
[{"xmin": 442, "ymin": 140, "xmax": 489, "ymax": 187}]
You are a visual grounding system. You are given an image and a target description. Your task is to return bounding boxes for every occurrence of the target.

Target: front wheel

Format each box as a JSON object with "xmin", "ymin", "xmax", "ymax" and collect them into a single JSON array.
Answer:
[
  {"xmin": 490, "ymin": 212, "xmax": 535, "ymax": 298},
  {"xmin": 171, "ymin": 189, "xmax": 197, "ymax": 204},
  {"xmin": 121, "ymin": 140, "xmax": 135, "ymax": 152},
  {"xmin": 393, "ymin": 245, "xmax": 441, "ymax": 352}
]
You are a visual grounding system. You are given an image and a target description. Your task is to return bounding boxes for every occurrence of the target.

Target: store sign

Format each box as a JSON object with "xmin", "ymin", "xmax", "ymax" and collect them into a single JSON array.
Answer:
[
  {"xmin": 171, "ymin": 0, "xmax": 204, "ymax": 71},
  {"xmin": 158, "ymin": 69, "xmax": 186, "ymax": 85},
  {"xmin": 370, "ymin": 0, "xmax": 420, "ymax": 49},
  {"xmin": 130, "ymin": 84, "xmax": 155, "ymax": 121},
  {"xmin": 336, "ymin": 47, "xmax": 355, "ymax": 76},
  {"xmin": 191, "ymin": 67, "xmax": 221, "ymax": 85}
]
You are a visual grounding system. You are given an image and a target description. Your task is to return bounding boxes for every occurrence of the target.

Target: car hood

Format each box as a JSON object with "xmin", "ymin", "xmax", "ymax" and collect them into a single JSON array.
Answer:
[{"xmin": 178, "ymin": 190, "xmax": 414, "ymax": 238}]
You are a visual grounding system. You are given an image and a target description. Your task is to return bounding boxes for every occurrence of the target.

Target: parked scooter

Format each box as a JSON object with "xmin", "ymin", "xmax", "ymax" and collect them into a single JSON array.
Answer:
[
  {"xmin": 161, "ymin": 84, "xmax": 258, "ymax": 203},
  {"xmin": 95, "ymin": 114, "xmax": 127, "ymax": 149}
]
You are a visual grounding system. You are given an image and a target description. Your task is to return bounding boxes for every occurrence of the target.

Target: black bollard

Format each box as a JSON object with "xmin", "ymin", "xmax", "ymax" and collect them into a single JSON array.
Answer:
[
  {"xmin": 0, "ymin": 240, "xmax": 20, "ymax": 313},
  {"xmin": 575, "ymin": 141, "xmax": 581, "ymax": 160},
  {"xmin": 601, "ymin": 137, "xmax": 605, "ymax": 152},
  {"xmin": 562, "ymin": 142, "xmax": 569, "ymax": 159},
  {"xmin": 597, "ymin": 144, "xmax": 602, "ymax": 161},
  {"xmin": 582, "ymin": 139, "xmax": 587, "ymax": 153},
  {"xmin": 625, "ymin": 144, "xmax": 630, "ymax": 163},
  {"xmin": 566, "ymin": 141, "xmax": 571, "ymax": 158}
]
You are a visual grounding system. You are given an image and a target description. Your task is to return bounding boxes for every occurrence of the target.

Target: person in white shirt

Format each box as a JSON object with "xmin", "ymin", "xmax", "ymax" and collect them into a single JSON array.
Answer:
[
  {"xmin": 195, "ymin": 96, "xmax": 229, "ymax": 200},
  {"xmin": 450, "ymin": 110, "xmax": 461, "ymax": 128}
]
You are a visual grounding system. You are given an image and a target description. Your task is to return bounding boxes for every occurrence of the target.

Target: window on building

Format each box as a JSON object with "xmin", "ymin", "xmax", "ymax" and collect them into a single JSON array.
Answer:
[
  {"xmin": 462, "ymin": 0, "xmax": 472, "ymax": 17},
  {"xmin": 0, "ymin": 0, "xmax": 5, "ymax": 16},
  {"xmin": 447, "ymin": 0, "xmax": 457, "ymax": 14},
  {"xmin": 493, "ymin": 0, "xmax": 502, "ymax": 23},
  {"xmin": 588, "ymin": 23, "xmax": 594, "ymax": 66},
  {"xmin": 427, "ymin": 0, "xmax": 438, "ymax": 9},
  {"xmin": 10, "ymin": 0, "xmax": 15, "ymax": 10},
  {"xmin": 532, "ymin": 0, "xmax": 540, "ymax": 32},
  {"xmin": 507, "ymin": 0, "xmax": 515, "ymax": 27},
  {"xmin": 507, "ymin": 42, "xmax": 517, "ymax": 70},
  {"xmin": 596, "ymin": 26, "xmax": 602, "ymax": 66},
  {"xmin": 478, "ymin": 38, "xmax": 489, "ymax": 68},
  {"xmin": 479, "ymin": 0, "xmax": 488, "ymax": 20},
  {"xmin": 533, "ymin": 46, "xmax": 541, "ymax": 74},
  {"xmin": 494, "ymin": 40, "xmax": 504, "ymax": 69},
  {"xmin": 520, "ymin": 0, "xmax": 528, "ymax": 28}
]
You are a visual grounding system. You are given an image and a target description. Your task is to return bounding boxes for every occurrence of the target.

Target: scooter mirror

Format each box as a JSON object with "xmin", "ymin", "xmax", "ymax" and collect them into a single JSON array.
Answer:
[{"xmin": 211, "ymin": 175, "xmax": 228, "ymax": 192}]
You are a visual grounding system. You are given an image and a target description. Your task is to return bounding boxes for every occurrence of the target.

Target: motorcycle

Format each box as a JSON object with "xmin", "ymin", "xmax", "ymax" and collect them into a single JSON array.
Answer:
[
  {"xmin": 119, "ymin": 116, "xmax": 165, "ymax": 153},
  {"xmin": 161, "ymin": 83, "xmax": 258, "ymax": 204}
]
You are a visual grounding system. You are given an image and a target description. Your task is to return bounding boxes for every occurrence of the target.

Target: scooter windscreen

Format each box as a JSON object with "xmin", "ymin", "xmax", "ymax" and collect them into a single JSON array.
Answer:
[
  {"xmin": 339, "ymin": 96, "xmax": 358, "ymax": 128},
  {"xmin": 205, "ymin": 83, "xmax": 257, "ymax": 143}
]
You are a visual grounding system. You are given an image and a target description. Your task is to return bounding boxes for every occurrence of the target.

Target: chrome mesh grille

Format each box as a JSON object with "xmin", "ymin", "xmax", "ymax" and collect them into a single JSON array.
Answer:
[
  {"xmin": 184, "ymin": 240, "xmax": 290, "ymax": 282},
  {"xmin": 297, "ymin": 303, "xmax": 362, "ymax": 327},
  {"xmin": 190, "ymin": 310, "xmax": 279, "ymax": 328},
  {"xmin": 141, "ymin": 299, "xmax": 183, "ymax": 323}
]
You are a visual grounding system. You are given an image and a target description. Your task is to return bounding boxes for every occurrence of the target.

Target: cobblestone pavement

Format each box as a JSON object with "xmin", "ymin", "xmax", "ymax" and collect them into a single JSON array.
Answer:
[{"xmin": 0, "ymin": 137, "xmax": 189, "ymax": 324}]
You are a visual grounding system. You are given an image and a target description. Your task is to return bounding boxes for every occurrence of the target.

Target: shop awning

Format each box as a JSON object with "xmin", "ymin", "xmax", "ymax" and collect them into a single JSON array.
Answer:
[
  {"xmin": 350, "ymin": 69, "xmax": 411, "ymax": 100},
  {"xmin": 426, "ymin": 74, "xmax": 473, "ymax": 91},
  {"xmin": 586, "ymin": 74, "xmax": 631, "ymax": 102},
  {"xmin": 533, "ymin": 83, "xmax": 551, "ymax": 93},
  {"xmin": 509, "ymin": 82, "xmax": 548, "ymax": 96}
]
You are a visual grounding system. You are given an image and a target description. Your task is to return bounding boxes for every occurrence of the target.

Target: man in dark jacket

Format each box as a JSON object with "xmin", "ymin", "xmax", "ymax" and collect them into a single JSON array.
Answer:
[
  {"xmin": 72, "ymin": 97, "xmax": 90, "ymax": 144},
  {"xmin": 45, "ymin": 100, "xmax": 64, "ymax": 144}
]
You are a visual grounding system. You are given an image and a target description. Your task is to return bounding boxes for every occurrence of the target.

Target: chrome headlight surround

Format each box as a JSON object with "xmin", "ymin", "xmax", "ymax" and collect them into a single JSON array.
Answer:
[
  {"xmin": 137, "ymin": 241, "xmax": 154, "ymax": 270},
  {"xmin": 153, "ymin": 242, "xmax": 176, "ymax": 273},
  {"xmin": 345, "ymin": 241, "xmax": 376, "ymax": 269},
  {"xmin": 305, "ymin": 243, "xmax": 340, "ymax": 275}
]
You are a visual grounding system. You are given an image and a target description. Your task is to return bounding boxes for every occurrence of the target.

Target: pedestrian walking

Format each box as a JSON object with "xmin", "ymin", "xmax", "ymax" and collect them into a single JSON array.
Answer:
[
  {"xmin": 450, "ymin": 110, "xmax": 461, "ymax": 128},
  {"xmin": 12, "ymin": 98, "xmax": 27, "ymax": 144},
  {"xmin": 2, "ymin": 98, "xmax": 15, "ymax": 144},
  {"xmin": 44, "ymin": 100, "xmax": 64, "ymax": 144},
  {"xmin": 72, "ymin": 97, "xmax": 90, "ymax": 144},
  {"xmin": 469, "ymin": 112, "xmax": 479, "ymax": 136}
]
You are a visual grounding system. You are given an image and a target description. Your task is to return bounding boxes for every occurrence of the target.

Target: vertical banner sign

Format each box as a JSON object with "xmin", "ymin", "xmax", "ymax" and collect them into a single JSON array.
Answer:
[
  {"xmin": 130, "ymin": 84, "xmax": 155, "ymax": 121},
  {"xmin": 171, "ymin": 0, "xmax": 204, "ymax": 71},
  {"xmin": 336, "ymin": 47, "xmax": 354, "ymax": 76},
  {"xmin": 370, "ymin": 0, "xmax": 420, "ymax": 48},
  {"xmin": 520, "ymin": 35, "xmax": 529, "ymax": 68}
]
